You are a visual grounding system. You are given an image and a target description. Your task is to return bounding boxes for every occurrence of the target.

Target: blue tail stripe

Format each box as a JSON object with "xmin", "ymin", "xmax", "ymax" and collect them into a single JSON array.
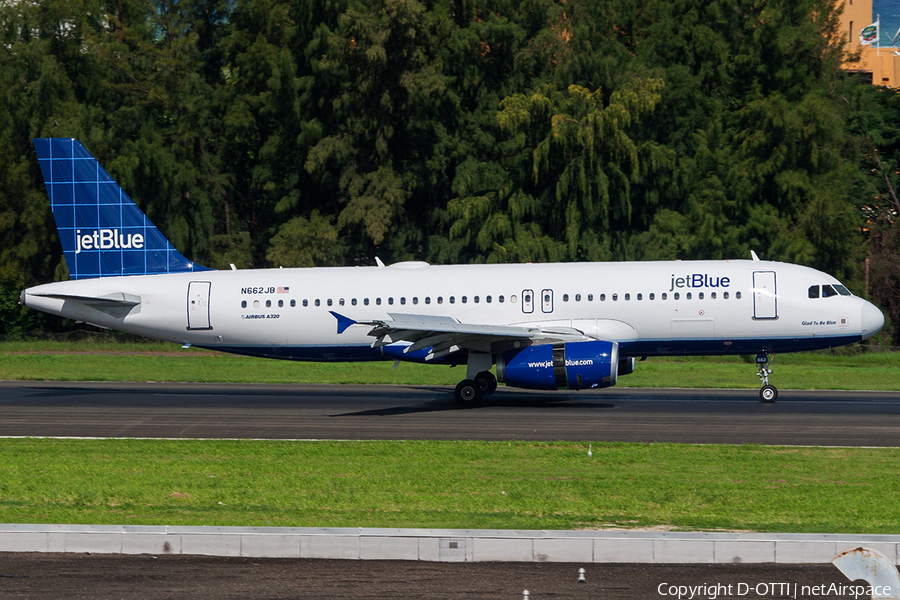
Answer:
[{"xmin": 33, "ymin": 138, "xmax": 211, "ymax": 279}]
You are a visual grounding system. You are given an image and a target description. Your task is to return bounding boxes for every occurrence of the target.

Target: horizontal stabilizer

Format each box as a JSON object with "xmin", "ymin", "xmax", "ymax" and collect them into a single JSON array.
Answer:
[{"xmin": 29, "ymin": 291, "xmax": 141, "ymax": 306}]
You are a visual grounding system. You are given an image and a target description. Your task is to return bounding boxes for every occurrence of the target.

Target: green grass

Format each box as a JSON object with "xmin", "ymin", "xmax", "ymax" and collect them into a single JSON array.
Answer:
[
  {"xmin": 1, "ymin": 340, "xmax": 898, "ymax": 390},
  {"xmin": 0, "ymin": 439, "xmax": 897, "ymax": 533},
  {"xmin": 2, "ymin": 343, "xmax": 898, "ymax": 533}
]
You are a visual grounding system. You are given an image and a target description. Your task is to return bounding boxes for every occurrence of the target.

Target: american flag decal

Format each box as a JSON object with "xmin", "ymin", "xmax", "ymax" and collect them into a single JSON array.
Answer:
[{"xmin": 277, "ymin": 286, "xmax": 289, "ymax": 293}]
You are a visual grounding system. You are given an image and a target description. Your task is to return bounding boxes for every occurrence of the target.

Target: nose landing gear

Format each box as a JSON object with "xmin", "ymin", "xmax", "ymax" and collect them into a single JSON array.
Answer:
[{"xmin": 756, "ymin": 352, "xmax": 777, "ymax": 402}]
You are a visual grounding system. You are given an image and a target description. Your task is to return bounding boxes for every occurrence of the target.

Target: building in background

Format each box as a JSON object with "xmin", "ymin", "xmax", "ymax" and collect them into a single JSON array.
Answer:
[{"xmin": 840, "ymin": 0, "xmax": 900, "ymax": 86}]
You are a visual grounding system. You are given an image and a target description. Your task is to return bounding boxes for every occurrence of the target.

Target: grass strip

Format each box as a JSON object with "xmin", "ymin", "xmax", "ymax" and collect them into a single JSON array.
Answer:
[
  {"xmin": 1, "ymin": 341, "xmax": 898, "ymax": 389},
  {"xmin": 0, "ymin": 439, "xmax": 898, "ymax": 533}
]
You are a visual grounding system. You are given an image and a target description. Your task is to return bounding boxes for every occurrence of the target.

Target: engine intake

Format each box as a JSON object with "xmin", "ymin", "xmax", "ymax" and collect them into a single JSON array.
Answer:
[{"xmin": 496, "ymin": 340, "xmax": 619, "ymax": 391}]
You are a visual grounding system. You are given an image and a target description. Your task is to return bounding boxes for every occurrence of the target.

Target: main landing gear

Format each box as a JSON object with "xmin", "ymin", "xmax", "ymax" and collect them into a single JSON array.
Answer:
[
  {"xmin": 454, "ymin": 352, "xmax": 497, "ymax": 406},
  {"xmin": 756, "ymin": 352, "xmax": 777, "ymax": 403},
  {"xmin": 454, "ymin": 371, "xmax": 497, "ymax": 406}
]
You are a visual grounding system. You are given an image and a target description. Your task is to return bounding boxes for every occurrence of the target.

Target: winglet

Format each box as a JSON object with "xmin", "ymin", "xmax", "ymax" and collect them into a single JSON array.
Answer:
[{"xmin": 329, "ymin": 311, "xmax": 357, "ymax": 334}]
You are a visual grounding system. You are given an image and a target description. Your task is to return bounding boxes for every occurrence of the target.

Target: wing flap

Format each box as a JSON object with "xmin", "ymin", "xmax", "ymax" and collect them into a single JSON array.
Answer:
[{"xmin": 331, "ymin": 311, "xmax": 589, "ymax": 360}]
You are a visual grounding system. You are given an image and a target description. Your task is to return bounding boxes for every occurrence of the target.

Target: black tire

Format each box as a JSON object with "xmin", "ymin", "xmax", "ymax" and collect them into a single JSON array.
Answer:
[
  {"xmin": 474, "ymin": 371, "xmax": 498, "ymax": 396},
  {"xmin": 455, "ymin": 379, "xmax": 483, "ymax": 406},
  {"xmin": 760, "ymin": 384, "xmax": 778, "ymax": 403}
]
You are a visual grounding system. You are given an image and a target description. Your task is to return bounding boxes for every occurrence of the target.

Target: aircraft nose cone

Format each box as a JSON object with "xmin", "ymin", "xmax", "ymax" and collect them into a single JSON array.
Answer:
[{"xmin": 860, "ymin": 301, "xmax": 885, "ymax": 340}]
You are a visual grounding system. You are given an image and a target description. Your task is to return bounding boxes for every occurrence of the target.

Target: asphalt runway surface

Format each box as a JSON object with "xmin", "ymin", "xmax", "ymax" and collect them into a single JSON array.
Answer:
[
  {"xmin": 2, "ymin": 384, "xmax": 895, "ymax": 597},
  {"xmin": 1, "ymin": 381, "xmax": 899, "ymax": 446},
  {"xmin": 0, "ymin": 554, "xmax": 867, "ymax": 599}
]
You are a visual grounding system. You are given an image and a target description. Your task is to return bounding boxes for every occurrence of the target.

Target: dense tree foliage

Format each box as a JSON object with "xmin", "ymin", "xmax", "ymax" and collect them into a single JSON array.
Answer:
[{"xmin": 0, "ymin": 0, "xmax": 897, "ymax": 341}]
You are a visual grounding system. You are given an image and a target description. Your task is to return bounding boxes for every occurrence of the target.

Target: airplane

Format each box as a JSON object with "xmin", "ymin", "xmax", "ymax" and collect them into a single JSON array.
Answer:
[{"xmin": 20, "ymin": 138, "xmax": 885, "ymax": 404}]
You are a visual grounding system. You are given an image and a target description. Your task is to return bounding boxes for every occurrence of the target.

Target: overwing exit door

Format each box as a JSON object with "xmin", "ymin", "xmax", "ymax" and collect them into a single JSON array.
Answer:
[
  {"xmin": 752, "ymin": 271, "xmax": 777, "ymax": 320},
  {"xmin": 187, "ymin": 281, "xmax": 212, "ymax": 330}
]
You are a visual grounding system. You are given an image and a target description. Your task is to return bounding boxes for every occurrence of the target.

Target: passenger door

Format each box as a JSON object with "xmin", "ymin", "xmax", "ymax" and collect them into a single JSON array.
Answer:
[
  {"xmin": 752, "ymin": 271, "xmax": 777, "ymax": 320},
  {"xmin": 187, "ymin": 281, "xmax": 212, "ymax": 330}
]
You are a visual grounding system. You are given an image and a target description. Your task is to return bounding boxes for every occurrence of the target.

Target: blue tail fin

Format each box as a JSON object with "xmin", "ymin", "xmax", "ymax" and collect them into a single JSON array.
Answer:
[{"xmin": 33, "ymin": 138, "xmax": 211, "ymax": 279}]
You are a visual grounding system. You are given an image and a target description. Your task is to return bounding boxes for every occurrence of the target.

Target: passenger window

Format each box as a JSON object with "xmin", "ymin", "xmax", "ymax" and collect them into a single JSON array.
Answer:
[
  {"xmin": 327, "ymin": 299, "xmax": 333, "ymax": 306},
  {"xmin": 450, "ymin": 296, "xmax": 455, "ymax": 304},
  {"xmin": 563, "ymin": 294, "xmax": 569, "ymax": 302},
  {"xmin": 575, "ymin": 294, "xmax": 581, "ymax": 302},
  {"xmin": 425, "ymin": 297, "xmax": 430, "ymax": 304},
  {"xmin": 486, "ymin": 296, "xmax": 492, "ymax": 303},
  {"xmin": 376, "ymin": 298, "xmax": 382, "ymax": 305},
  {"xmin": 474, "ymin": 296, "xmax": 479, "ymax": 303},
  {"xmin": 339, "ymin": 298, "xmax": 345, "ymax": 306},
  {"xmin": 401, "ymin": 297, "xmax": 406, "ymax": 305},
  {"xmin": 612, "ymin": 294, "xmax": 618, "ymax": 301},
  {"xmin": 588, "ymin": 294, "xmax": 593, "ymax": 301},
  {"xmin": 625, "ymin": 293, "xmax": 630, "ymax": 301},
  {"xmin": 637, "ymin": 293, "xmax": 642, "ymax": 301},
  {"xmin": 498, "ymin": 295, "xmax": 504, "ymax": 303},
  {"xmin": 266, "ymin": 300, "xmax": 272, "ymax": 308},
  {"xmin": 723, "ymin": 292, "xmax": 729, "ymax": 299},
  {"xmin": 412, "ymin": 297, "xmax": 418, "ymax": 305},
  {"xmin": 510, "ymin": 295, "xmax": 517, "ymax": 303},
  {"xmin": 351, "ymin": 298, "xmax": 357, "ymax": 306},
  {"xmin": 253, "ymin": 300, "xmax": 260, "ymax": 308},
  {"xmin": 437, "ymin": 296, "xmax": 443, "ymax": 304},
  {"xmin": 698, "ymin": 292, "xmax": 703, "ymax": 300},
  {"xmin": 822, "ymin": 285, "xmax": 837, "ymax": 298},
  {"xmin": 241, "ymin": 300, "xmax": 247, "ymax": 308},
  {"xmin": 710, "ymin": 292, "xmax": 716, "ymax": 300},
  {"xmin": 303, "ymin": 299, "xmax": 309, "ymax": 307},
  {"xmin": 662, "ymin": 293, "xmax": 667, "ymax": 300},
  {"xmin": 686, "ymin": 292, "xmax": 691, "ymax": 300},
  {"xmin": 290, "ymin": 299, "xmax": 296, "ymax": 307},
  {"xmin": 649, "ymin": 293, "xmax": 655, "ymax": 300},
  {"xmin": 462, "ymin": 296, "xmax": 467, "ymax": 303},
  {"xmin": 600, "ymin": 294, "xmax": 606, "ymax": 301},
  {"xmin": 278, "ymin": 299, "xmax": 284, "ymax": 308},
  {"xmin": 364, "ymin": 298, "xmax": 369, "ymax": 306},
  {"xmin": 674, "ymin": 292, "xmax": 680, "ymax": 300},
  {"xmin": 736, "ymin": 291, "xmax": 742, "ymax": 299},
  {"xmin": 388, "ymin": 298, "xmax": 394, "ymax": 305},
  {"xmin": 808, "ymin": 285, "xmax": 820, "ymax": 299}
]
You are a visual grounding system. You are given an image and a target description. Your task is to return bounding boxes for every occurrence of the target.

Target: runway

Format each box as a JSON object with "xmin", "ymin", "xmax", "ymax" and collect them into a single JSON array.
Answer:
[{"xmin": 1, "ymin": 381, "xmax": 899, "ymax": 446}]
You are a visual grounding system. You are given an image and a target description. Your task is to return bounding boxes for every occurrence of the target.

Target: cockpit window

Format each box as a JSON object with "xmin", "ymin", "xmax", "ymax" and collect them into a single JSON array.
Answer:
[
  {"xmin": 834, "ymin": 284, "xmax": 851, "ymax": 296},
  {"xmin": 811, "ymin": 283, "xmax": 852, "ymax": 299}
]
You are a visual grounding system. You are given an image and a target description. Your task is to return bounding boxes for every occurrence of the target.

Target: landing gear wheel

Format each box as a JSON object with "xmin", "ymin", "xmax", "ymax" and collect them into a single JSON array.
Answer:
[
  {"xmin": 755, "ymin": 352, "xmax": 777, "ymax": 403},
  {"xmin": 455, "ymin": 379, "xmax": 483, "ymax": 406},
  {"xmin": 474, "ymin": 371, "xmax": 497, "ymax": 396}
]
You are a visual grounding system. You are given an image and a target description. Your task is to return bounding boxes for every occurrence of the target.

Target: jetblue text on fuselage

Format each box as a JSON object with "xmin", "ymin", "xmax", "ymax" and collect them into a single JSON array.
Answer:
[
  {"xmin": 74, "ymin": 229, "xmax": 144, "ymax": 254},
  {"xmin": 669, "ymin": 273, "xmax": 731, "ymax": 292}
]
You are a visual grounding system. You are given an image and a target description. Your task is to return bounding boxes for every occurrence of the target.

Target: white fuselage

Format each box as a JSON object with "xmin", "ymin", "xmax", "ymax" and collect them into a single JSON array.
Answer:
[{"xmin": 22, "ymin": 259, "xmax": 884, "ymax": 363}]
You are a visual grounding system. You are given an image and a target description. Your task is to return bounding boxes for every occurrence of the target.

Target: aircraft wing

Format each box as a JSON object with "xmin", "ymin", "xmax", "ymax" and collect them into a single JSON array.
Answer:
[{"xmin": 330, "ymin": 311, "xmax": 587, "ymax": 360}]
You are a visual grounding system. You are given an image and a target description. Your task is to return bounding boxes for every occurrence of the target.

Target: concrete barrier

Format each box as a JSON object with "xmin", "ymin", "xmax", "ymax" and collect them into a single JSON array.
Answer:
[{"xmin": 2, "ymin": 525, "xmax": 899, "ymax": 563}]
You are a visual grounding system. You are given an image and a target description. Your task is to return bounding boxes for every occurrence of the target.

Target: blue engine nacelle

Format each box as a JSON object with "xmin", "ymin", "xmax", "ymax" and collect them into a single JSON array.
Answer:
[{"xmin": 496, "ymin": 340, "xmax": 619, "ymax": 391}]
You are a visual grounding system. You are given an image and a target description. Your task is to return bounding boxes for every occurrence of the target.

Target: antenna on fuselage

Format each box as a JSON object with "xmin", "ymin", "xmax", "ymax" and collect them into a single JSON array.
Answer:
[
  {"xmin": 375, "ymin": 257, "xmax": 385, "ymax": 268},
  {"xmin": 750, "ymin": 250, "xmax": 761, "ymax": 262}
]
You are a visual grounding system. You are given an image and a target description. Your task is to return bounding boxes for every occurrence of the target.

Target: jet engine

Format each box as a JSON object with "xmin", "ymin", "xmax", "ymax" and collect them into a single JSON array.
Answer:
[{"xmin": 496, "ymin": 340, "xmax": 619, "ymax": 391}]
